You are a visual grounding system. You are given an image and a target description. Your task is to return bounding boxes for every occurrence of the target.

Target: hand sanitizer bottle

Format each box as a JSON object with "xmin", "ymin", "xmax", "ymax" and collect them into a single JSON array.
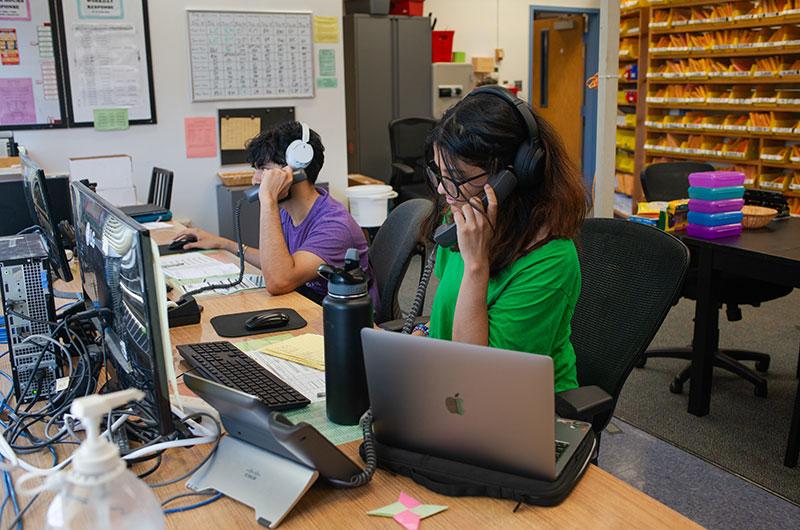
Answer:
[{"xmin": 44, "ymin": 389, "xmax": 165, "ymax": 530}]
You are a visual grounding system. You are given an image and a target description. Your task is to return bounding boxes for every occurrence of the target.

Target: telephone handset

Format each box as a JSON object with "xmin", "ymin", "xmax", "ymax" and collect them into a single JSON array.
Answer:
[
  {"xmin": 242, "ymin": 168, "xmax": 308, "ymax": 203},
  {"xmin": 432, "ymin": 169, "xmax": 518, "ymax": 248}
]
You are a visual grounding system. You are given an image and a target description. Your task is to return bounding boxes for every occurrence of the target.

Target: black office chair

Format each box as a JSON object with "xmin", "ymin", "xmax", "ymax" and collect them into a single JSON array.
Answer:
[
  {"xmin": 636, "ymin": 162, "xmax": 793, "ymax": 396},
  {"xmin": 148, "ymin": 167, "xmax": 174, "ymax": 210},
  {"xmin": 389, "ymin": 117, "xmax": 437, "ymax": 204},
  {"xmin": 557, "ymin": 219, "xmax": 690, "ymax": 441},
  {"xmin": 368, "ymin": 198, "xmax": 433, "ymax": 325}
]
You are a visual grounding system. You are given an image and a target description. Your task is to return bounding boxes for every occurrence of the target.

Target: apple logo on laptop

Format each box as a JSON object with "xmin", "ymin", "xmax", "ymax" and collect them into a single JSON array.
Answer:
[{"xmin": 445, "ymin": 393, "xmax": 464, "ymax": 415}]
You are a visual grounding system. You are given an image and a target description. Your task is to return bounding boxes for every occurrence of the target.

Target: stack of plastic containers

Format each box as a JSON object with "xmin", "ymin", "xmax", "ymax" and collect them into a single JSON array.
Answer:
[{"xmin": 686, "ymin": 170, "xmax": 745, "ymax": 239}]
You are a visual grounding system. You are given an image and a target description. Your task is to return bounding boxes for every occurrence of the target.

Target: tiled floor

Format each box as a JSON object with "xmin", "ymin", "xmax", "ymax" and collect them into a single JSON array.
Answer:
[{"xmin": 600, "ymin": 418, "xmax": 800, "ymax": 529}]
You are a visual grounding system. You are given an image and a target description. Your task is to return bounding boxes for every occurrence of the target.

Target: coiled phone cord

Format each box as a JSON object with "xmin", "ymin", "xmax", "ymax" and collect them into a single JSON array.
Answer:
[
  {"xmin": 401, "ymin": 245, "xmax": 439, "ymax": 335},
  {"xmin": 180, "ymin": 199, "xmax": 247, "ymax": 299},
  {"xmin": 327, "ymin": 410, "xmax": 377, "ymax": 488}
]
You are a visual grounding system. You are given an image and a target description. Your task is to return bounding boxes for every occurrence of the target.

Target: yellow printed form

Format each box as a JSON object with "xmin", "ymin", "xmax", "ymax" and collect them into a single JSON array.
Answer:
[{"xmin": 259, "ymin": 334, "xmax": 325, "ymax": 371}]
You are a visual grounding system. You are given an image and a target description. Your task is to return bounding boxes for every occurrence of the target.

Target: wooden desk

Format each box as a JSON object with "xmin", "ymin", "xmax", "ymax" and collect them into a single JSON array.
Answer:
[{"xmin": 14, "ymin": 226, "xmax": 698, "ymax": 529}]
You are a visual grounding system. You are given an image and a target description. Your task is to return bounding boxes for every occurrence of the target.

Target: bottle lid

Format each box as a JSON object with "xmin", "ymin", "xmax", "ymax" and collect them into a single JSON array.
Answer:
[{"xmin": 318, "ymin": 248, "xmax": 368, "ymax": 298}]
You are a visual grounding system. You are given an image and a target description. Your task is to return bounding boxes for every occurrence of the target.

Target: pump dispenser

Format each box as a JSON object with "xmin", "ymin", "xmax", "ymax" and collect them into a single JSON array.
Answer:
[{"xmin": 44, "ymin": 389, "xmax": 166, "ymax": 530}]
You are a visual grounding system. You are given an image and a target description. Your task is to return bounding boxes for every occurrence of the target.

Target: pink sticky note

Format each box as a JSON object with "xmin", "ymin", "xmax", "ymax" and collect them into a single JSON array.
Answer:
[
  {"xmin": 398, "ymin": 492, "xmax": 421, "ymax": 509},
  {"xmin": 393, "ymin": 510, "xmax": 421, "ymax": 530},
  {"xmin": 0, "ymin": 78, "xmax": 36, "ymax": 125},
  {"xmin": 184, "ymin": 117, "xmax": 217, "ymax": 158}
]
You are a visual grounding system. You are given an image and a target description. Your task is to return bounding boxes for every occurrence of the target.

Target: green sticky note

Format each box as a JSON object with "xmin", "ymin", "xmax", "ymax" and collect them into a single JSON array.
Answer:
[
  {"xmin": 234, "ymin": 333, "xmax": 294, "ymax": 353},
  {"xmin": 367, "ymin": 502, "xmax": 407, "ymax": 517},
  {"xmin": 318, "ymin": 49, "xmax": 336, "ymax": 77},
  {"xmin": 412, "ymin": 504, "xmax": 448, "ymax": 518},
  {"xmin": 316, "ymin": 77, "xmax": 337, "ymax": 89},
  {"xmin": 93, "ymin": 108, "xmax": 129, "ymax": 131}
]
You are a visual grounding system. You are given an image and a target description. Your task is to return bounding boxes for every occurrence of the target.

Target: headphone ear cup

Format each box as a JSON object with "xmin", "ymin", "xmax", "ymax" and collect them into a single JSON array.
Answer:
[
  {"xmin": 513, "ymin": 140, "xmax": 544, "ymax": 187},
  {"xmin": 286, "ymin": 139, "xmax": 314, "ymax": 169}
]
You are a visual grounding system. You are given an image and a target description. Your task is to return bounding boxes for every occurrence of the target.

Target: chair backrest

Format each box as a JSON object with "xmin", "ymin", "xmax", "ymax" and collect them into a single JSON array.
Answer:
[
  {"xmin": 389, "ymin": 117, "xmax": 437, "ymax": 186},
  {"xmin": 571, "ymin": 218, "xmax": 689, "ymax": 425},
  {"xmin": 148, "ymin": 167, "xmax": 174, "ymax": 209},
  {"xmin": 640, "ymin": 161, "xmax": 714, "ymax": 201},
  {"xmin": 369, "ymin": 198, "xmax": 433, "ymax": 324}
]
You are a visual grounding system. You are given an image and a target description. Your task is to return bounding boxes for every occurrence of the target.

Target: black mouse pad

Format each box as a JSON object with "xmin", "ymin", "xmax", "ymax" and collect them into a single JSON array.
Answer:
[
  {"xmin": 210, "ymin": 308, "xmax": 307, "ymax": 338},
  {"xmin": 158, "ymin": 244, "xmax": 202, "ymax": 257}
]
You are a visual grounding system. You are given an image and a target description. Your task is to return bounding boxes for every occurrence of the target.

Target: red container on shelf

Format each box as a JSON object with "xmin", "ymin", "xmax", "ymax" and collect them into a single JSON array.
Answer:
[
  {"xmin": 390, "ymin": 0, "xmax": 424, "ymax": 16},
  {"xmin": 432, "ymin": 30, "xmax": 455, "ymax": 63}
]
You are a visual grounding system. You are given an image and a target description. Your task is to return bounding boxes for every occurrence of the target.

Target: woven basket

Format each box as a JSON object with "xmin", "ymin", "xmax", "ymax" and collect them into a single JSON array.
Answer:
[
  {"xmin": 741, "ymin": 205, "xmax": 777, "ymax": 229},
  {"xmin": 217, "ymin": 170, "xmax": 255, "ymax": 187}
]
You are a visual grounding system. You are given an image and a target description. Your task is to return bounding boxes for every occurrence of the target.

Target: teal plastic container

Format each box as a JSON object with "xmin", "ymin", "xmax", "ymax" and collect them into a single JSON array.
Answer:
[
  {"xmin": 687, "ymin": 186, "xmax": 745, "ymax": 201},
  {"xmin": 687, "ymin": 210, "xmax": 743, "ymax": 227}
]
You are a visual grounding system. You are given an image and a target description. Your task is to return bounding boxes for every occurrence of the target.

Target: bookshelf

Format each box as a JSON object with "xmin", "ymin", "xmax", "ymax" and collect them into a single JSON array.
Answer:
[{"xmin": 641, "ymin": 0, "xmax": 800, "ymax": 215}]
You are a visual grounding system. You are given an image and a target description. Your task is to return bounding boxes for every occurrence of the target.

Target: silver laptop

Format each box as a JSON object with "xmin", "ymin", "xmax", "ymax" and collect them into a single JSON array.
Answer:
[{"xmin": 361, "ymin": 328, "xmax": 592, "ymax": 480}]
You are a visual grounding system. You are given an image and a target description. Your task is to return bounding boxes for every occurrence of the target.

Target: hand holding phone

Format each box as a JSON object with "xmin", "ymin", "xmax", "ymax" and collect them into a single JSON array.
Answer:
[{"xmin": 433, "ymin": 169, "xmax": 517, "ymax": 247}]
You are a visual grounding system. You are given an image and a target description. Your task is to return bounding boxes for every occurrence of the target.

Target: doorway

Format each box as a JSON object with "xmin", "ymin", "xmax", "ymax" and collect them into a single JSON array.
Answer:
[{"xmin": 529, "ymin": 6, "xmax": 600, "ymax": 188}]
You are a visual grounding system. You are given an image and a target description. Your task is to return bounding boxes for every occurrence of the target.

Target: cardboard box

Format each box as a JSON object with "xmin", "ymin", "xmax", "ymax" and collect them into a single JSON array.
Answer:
[{"xmin": 472, "ymin": 56, "xmax": 495, "ymax": 74}]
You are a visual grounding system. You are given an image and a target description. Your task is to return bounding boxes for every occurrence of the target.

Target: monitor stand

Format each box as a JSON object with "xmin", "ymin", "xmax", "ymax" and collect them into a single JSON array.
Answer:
[{"xmin": 187, "ymin": 436, "xmax": 318, "ymax": 528}]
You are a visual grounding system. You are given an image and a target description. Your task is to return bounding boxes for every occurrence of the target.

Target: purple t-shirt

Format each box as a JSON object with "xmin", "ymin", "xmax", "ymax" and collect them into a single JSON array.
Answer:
[{"xmin": 281, "ymin": 187, "xmax": 379, "ymax": 306}]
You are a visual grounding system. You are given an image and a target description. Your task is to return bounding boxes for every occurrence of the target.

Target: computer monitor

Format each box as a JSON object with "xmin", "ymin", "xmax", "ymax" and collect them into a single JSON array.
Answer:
[
  {"xmin": 70, "ymin": 180, "xmax": 175, "ymax": 437},
  {"xmin": 20, "ymin": 153, "xmax": 73, "ymax": 282}
]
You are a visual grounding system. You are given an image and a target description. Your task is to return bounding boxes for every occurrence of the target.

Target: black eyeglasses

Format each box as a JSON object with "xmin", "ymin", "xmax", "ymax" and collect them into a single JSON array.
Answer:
[{"xmin": 425, "ymin": 160, "xmax": 488, "ymax": 199}]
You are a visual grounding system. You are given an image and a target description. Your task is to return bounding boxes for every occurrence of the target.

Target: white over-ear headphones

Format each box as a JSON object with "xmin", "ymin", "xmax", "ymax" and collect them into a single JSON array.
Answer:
[{"xmin": 285, "ymin": 122, "xmax": 314, "ymax": 170}]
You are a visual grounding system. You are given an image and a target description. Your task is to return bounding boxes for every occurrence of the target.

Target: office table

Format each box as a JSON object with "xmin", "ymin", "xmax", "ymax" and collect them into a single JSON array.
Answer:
[
  {"xmin": 9, "ymin": 226, "xmax": 699, "ymax": 529},
  {"xmin": 682, "ymin": 219, "xmax": 800, "ymax": 465}
]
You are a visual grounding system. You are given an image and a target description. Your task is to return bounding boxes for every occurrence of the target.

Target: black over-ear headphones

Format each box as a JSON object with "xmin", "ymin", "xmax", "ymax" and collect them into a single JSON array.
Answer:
[{"xmin": 465, "ymin": 86, "xmax": 546, "ymax": 188}]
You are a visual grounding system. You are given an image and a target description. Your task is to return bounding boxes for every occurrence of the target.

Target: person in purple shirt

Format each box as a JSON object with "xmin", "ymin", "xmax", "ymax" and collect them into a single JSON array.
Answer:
[{"xmin": 175, "ymin": 122, "xmax": 378, "ymax": 306}]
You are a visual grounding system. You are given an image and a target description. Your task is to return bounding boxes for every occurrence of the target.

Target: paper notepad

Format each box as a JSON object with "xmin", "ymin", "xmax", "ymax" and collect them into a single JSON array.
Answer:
[{"xmin": 259, "ymin": 334, "xmax": 325, "ymax": 371}]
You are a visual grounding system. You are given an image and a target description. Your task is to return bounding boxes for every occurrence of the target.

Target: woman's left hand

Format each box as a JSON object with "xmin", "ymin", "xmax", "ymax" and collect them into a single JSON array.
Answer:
[{"xmin": 452, "ymin": 184, "xmax": 498, "ymax": 272}]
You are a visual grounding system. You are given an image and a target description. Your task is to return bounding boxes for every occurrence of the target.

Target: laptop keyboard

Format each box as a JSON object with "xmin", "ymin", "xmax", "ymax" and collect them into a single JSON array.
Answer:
[{"xmin": 555, "ymin": 440, "xmax": 570, "ymax": 461}]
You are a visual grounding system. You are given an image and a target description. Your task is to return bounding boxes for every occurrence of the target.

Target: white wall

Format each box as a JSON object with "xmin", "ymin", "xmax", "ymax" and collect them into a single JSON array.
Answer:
[
  {"xmin": 425, "ymin": 0, "xmax": 601, "ymax": 101},
  {"xmin": 14, "ymin": 0, "xmax": 348, "ymax": 233}
]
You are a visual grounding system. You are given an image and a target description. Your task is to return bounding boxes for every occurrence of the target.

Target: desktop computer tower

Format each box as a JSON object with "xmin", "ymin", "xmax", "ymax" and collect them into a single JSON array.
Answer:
[{"xmin": 0, "ymin": 234, "xmax": 60, "ymax": 402}]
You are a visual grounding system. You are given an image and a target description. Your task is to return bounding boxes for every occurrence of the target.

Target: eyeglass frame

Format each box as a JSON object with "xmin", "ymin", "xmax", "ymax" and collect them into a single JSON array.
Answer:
[{"xmin": 425, "ymin": 159, "xmax": 490, "ymax": 199}]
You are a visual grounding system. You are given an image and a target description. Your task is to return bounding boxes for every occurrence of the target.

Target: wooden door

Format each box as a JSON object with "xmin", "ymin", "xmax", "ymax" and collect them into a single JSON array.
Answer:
[{"xmin": 531, "ymin": 15, "xmax": 586, "ymax": 171}]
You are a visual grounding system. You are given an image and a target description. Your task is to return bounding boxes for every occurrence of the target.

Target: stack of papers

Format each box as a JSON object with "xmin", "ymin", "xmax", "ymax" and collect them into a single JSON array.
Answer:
[
  {"xmin": 259, "ymin": 334, "xmax": 325, "ymax": 371},
  {"xmin": 160, "ymin": 253, "xmax": 240, "ymax": 281}
]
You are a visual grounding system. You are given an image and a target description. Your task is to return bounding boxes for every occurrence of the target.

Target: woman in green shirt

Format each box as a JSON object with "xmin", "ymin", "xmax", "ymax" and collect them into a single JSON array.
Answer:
[{"xmin": 416, "ymin": 87, "xmax": 588, "ymax": 394}]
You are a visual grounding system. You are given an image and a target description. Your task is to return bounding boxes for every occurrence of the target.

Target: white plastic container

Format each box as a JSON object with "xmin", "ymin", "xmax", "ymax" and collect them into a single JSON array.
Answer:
[{"xmin": 345, "ymin": 185, "xmax": 398, "ymax": 227}]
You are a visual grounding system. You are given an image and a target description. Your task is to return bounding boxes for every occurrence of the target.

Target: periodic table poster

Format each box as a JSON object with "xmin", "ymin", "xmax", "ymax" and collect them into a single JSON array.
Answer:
[{"xmin": 187, "ymin": 10, "xmax": 314, "ymax": 101}]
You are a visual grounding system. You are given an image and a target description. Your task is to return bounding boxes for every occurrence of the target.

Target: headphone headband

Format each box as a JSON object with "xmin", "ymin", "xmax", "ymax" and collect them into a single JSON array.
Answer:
[
  {"xmin": 468, "ymin": 86, "xmax": 540, "ymax": 148},
  {"xmin": 300, "ymin": 122, "xmax": 309, "ymax": 143}
]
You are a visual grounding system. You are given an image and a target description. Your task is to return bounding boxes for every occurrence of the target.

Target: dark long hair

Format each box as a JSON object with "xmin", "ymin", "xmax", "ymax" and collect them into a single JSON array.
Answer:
[{"xmin": 421, "ymin": 92, "xmax": 589, "ymax": 276}]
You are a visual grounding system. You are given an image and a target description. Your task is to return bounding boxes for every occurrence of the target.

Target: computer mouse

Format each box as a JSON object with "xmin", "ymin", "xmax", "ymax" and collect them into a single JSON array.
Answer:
[
  {"xmin": 245, "ymin": 311, "xmax": 290, "ymax": 331},
  {"xmin": 168, "ymin": 234, "xmax": 197, "ymax": 251}
]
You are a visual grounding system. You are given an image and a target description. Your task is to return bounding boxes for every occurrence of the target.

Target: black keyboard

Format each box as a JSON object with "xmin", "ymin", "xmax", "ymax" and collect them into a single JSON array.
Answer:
[
  {"xmin": 555, "ymin": 440, "xmax": 570, "ymax": 461},
  {"xmin": 177, "ymin": 341, "xmax": 310, "ymax": 411}
]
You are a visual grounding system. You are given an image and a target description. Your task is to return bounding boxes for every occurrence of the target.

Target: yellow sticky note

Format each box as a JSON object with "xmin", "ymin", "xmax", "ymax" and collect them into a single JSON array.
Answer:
[
  {"xmin": 221, "ymin": 117, "xmax": 261, "ymax": 151},
  {"xmin": 260, "ymin": 334, "xmax": 325, "ymax": 371},
  {"xmin": 313, "ymin": 16, "xmax": 339, "ymax": 44}
]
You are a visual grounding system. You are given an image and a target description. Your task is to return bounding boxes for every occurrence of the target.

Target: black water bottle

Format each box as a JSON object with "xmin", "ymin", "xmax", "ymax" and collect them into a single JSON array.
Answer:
[{"xmin": 318, "ymin": 249, "xmax": 373, "ymax": 425}]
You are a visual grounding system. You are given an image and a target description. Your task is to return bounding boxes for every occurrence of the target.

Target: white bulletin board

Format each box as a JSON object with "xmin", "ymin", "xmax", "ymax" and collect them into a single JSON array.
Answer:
[
  {"xmin": 58, "ymin": 0, "xmax": 156, "ymax": 126},
  {"xmin": 0, "ymin": 0, "xmax": 66, "ymax": 129},
  {"xmin": 187, "ymin": 9, "xmax": 314, "ymax": 102}
]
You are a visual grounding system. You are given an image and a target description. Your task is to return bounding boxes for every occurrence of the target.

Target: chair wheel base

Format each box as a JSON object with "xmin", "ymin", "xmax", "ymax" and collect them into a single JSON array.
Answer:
[{"xmin": 669, "ymin": 380, "xmax": 684, "ymax": 394}]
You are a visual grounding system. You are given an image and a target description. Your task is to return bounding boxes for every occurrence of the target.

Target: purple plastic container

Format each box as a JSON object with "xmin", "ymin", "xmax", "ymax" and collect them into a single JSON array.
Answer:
[
  {"xmin": 686, "ymin": 223, "xmax": 742, "ymax": 239},
  {"xmin": 688, "ymin": 198, "xmax": 744, "ymax": 214},
  {"xmin": 688, "ymin": 170, "xmax": 745, "ymax": 188}
]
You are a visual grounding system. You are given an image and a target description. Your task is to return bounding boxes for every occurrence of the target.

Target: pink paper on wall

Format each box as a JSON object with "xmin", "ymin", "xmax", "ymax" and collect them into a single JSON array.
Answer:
[
  {"xmin": 0, "ymin": 77, "xmax": 35, "ymax": 125},
  {"xmin": 184, "ymin": 116, "xmax": 217, "ymax": 158}
]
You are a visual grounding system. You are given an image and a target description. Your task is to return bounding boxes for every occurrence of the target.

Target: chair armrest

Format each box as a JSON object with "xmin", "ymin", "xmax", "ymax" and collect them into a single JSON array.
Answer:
[
  {"xmin": 392, "ymin": 162, "xmax": 415, "ymax": 177},
  {"xmin": 378, "ymin": 315, "xmax": 429, "ymax": 332},
  {"xmin": 555, "ymin": 386, "xmax": 613, "ymax": 423}
]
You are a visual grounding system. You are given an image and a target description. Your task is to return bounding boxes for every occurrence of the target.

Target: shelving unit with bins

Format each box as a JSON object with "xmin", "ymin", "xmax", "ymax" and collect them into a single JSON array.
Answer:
[
  {"xmin": 643, "ymin": 0, "xmax": 800, "ymax": 215},
  {"xmin": 616, "ymin": 1, "xmax": 651, "ymax": 217}
]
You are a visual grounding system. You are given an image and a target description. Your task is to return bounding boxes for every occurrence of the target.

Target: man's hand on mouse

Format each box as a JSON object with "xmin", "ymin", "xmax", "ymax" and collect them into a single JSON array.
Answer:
[{"xmin": 173, "ymin": 227, "xmax": 229, "ymax": 251}]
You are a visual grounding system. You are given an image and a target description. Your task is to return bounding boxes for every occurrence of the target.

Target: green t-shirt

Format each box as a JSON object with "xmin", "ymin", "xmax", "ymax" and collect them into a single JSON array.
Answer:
[{"xmin": 429, "ymin": 238, "xmax": 580, "ymax": 393}]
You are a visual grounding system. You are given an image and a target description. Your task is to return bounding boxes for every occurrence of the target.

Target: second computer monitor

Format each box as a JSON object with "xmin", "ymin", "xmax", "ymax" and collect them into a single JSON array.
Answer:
[{"xmin": 71, "ymin": 181, "xmax": 174, "ymax": 437}]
